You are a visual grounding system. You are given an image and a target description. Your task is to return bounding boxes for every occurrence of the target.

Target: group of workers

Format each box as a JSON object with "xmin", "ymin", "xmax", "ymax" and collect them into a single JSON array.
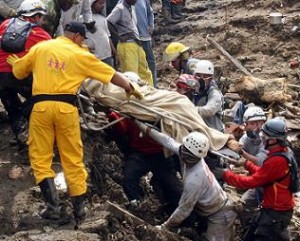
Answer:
[
  {"xmin": 0, "ymin": 0, "xmax": 143, "ymax": 225},
  {"xmin": 0, "ymin": 0, "xmax": 298, "ymax": 241},
  {"xmin": 158, "ymin": 40, "xmax": 298, "ymax": 241}
]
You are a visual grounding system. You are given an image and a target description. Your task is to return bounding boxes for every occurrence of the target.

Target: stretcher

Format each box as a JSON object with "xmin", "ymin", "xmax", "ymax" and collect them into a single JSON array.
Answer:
[{"xmin": 77, "ymin": 79, "xmax": 240, "ymax": 159}]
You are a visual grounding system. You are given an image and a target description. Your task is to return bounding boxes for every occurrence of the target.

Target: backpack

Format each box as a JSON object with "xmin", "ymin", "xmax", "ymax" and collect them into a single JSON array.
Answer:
[
  {"xmin": 269, "ymin": 151, "xmax": 300, "ymax": 193},
  {"xmin": 1, "ymin": 18, "xmax": 37, "ymax": 53}
]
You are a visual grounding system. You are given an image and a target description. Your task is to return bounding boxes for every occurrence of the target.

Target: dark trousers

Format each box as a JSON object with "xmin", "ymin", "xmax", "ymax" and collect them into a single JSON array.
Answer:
[
  {"xmin": 244, "ymin": 208, "xmax": 293, "ymax": 241},
  {"xmin": 0, "ymin": 72, "xmax": 32, "ymax": 136},
  {"xmin": 123, "ymin": 151, "xmax": 182, "ymax": 212},
  {"xmin": 141, "ymin": 40, "xmax": 157, "ymax": 87}
]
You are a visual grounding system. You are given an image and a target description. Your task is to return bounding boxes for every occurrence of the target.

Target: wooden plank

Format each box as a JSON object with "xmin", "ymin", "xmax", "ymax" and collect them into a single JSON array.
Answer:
[
  {"xmin": 206, "ymin": 35, "xmax": 254, "ymax": 77},
  {"xmin": 104, "ymin": 201, "xmax": 184, "ymax": 241}
]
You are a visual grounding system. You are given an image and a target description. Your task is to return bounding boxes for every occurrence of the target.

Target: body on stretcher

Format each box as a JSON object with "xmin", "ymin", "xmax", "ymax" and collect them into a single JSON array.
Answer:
[{"xmin": 78, "ymin": 78, "xmax": 240, "ymax": 152}]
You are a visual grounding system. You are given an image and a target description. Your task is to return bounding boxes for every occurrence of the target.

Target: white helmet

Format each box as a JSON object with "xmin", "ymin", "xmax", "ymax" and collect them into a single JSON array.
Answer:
[
  {"xmin": 182, "ymin": 132, "xmax": 210, "ymax": 158},
  {"xmin": 193, "ymin": 60, "xmax": 214, "ymax": 75},
  {"xmin": 123, "ymin": 71, "xmax": 141, "ymax": 84},
  {"xmin": 243, "ymin": 106, "xmax": 266, "ymax": 122},
  {"xmin": 186, "ymin": 58, "xmax": 201, "ymax": 74},
  {"xmin": 18, "ymin": 0, "xmax": 47, "ymax": 17}
]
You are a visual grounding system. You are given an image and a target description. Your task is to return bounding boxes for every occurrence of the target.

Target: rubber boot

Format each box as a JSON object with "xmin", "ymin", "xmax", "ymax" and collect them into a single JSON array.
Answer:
[
  {"xmin": 175, "ymin": 4, "xmax": 185, "ymax": 18},
  {"xmin": 162, "ymin": 7, "xmax": 180, "ymax": 24},
  {"xmin": 38, "ymin": 178, "xmax": 60, "ymax": 220},
  {"xmin": 170, "ymin": 3, "xmax": 182, "ymax": 20},
  {"xmin": 72, "ymin": 194, "xmax": 86, "ymax": 222}
]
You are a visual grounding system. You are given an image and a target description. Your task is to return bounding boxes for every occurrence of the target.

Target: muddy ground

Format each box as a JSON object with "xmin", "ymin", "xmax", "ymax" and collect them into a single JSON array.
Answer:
[{"xmin": 1, "ymin": 0, "xmax": 300, "ymax": 240}]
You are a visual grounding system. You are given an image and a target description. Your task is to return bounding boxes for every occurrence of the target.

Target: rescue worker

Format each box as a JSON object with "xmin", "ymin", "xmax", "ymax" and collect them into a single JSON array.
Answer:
[
  {"xmin": 192, "ymin": 60, "xmax": 230, "ymax": 186},
  {"xmin": 175, "ymin": 74, "xmax": 199, "ymax": 102},
  {"xmin": 107, "ymin": 0, "xmax": 154, "ymax": 86},
  {"xmin": 135, "ymin": 0, "xmax": 157, "ymax": 86},
  {"xmin": 170, "ymin": 0, "xmax": 184, "ymax": 20},
  {"xmin": 163, "ymin": 42, "xmax": 200, "ymax": 74},
  {"xmin": 135, "ymin": 121, "xmax": 237, "ymax": 241},
  {"xmin": 56, "ymin": 0, "xmax": 96, "ymax": 36},
  {"xmin": 84, "ymin": 0, "xmax": 117, "ymax": 67},
  {"xmin": 7, "ymin": 21, "xmax": 143, "ymax": 222},
  {"xmin": 175, "ymin": 71, "xmax": 228, "ymax": 185},
  {"xmin": 239, "ymin": 106, "xmax": 268, "ymax": 166},
  {"xmin": 40, "ymin": 0, "xmax": 77, "ymax": 37},
  {"xmin": 106, "ymin": 107, "xmax": 182, "ymax": 213},
  {"xmin": 0, "ymin": 0, "xmax": 51, "ymax": 151},
  {"xmin": 161, "ymin": 0, "xmax": 180, "ymax": 23},
  {"xmin": 0, "ymin": 0, "xmax": 77, "ymax": 36},
  {"xmin": 237, "ymin": 106, "xmax": 268, "ymax": 233},
  {"xmin": 106, "ymin": 72, "xmax": 182, "ymax": 214},
  {"xmin": 214, "ymin": 118, "xmax": 296, "ymax": 241},
  {"xmin": 193, "ymin": 60, "xmax": 224, "ymax": 133}
]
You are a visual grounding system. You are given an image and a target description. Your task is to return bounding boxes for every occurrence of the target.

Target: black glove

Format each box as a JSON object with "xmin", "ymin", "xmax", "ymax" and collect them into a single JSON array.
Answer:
[
  {"xmin": 212, "ymin": 167, "xmax": 228, "ymax": 180},
  {"xmin": 84, "ymin": 21, "xmax": 97, "ymax": 33}
]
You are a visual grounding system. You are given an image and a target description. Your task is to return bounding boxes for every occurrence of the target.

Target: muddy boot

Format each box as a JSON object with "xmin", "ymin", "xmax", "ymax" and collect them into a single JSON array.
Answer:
[
  {"xmin": 38, "ymin": 178, "xmax": 60, "ymax": 220},
  {"xmin": 170, "ymin": 3, "xmax": 182, "ymax": 20},
  {"xmin": 72, "ymin": 194, "xmax": 86, "ymax": 222},
  {"xmin": 176, "ymin": 4, "xmax": 186, "ymax": 18},
  {"xmin": 16, "ymin": 122, "xmax": 29, "ymax": 153},
  {"xmin": 162, "ymin": 7, "xmax": 180, "ymax": 24}
]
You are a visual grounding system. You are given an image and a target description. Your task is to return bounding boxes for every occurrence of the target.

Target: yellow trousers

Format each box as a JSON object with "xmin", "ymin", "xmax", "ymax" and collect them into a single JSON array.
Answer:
[
  {"xmin": 28, "ymin": 101, "xmax": 87, "ymax": 197},
  {"xmin": 117, "ymin": 42, "xmax": 153, "ymax": 86}
]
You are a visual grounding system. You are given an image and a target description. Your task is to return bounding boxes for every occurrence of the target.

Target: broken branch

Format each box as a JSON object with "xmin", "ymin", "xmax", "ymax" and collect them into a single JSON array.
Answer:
[{"xmin": 206, "ymin": 35, "xmax": 254, "ymax": 77}]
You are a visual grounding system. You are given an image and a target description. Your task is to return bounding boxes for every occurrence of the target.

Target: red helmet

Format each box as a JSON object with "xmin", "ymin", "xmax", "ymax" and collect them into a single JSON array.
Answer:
[{"xmin": 176, "ymin": 74, "xmax": 199, "ymax": 95}]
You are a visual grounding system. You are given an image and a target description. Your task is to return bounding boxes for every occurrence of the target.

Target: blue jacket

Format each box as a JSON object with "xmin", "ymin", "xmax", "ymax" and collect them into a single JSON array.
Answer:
[{"xmin": 134, "ymin": 0, "xmax": 154, "ymax": 41}]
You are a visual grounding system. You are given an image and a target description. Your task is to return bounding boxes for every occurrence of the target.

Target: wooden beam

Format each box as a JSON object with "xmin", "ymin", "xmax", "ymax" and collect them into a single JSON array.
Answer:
[{"xmin": 206, "ymin": 35, "xmax": 254, "ymax": 77}]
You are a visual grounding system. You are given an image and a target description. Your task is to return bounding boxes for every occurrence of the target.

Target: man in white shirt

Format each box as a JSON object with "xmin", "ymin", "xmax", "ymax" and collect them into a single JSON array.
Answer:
[
  {"xmin": 85, "ymin": 0, "xmax": 116, "ymax": 67},
  {"xmin": 135, "ymin": 121, "xmax": 237, "ymax": 241}
]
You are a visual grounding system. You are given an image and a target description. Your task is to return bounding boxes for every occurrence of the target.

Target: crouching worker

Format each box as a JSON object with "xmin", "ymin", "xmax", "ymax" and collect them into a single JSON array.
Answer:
[
  {"xmin": 135, "ymin": 121, "xmax": 237, "ymax": 241},
  {"xmin": 7, "ymin": 21, "xmax": 143, "ymax": 223},
  {"xmin": 104, "ymin": 71, "xmax": 182, "ymax": 214}
]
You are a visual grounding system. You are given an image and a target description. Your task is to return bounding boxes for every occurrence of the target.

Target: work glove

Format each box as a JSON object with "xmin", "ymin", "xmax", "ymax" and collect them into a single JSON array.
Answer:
[
  {"xmin": 126, "ymin": 83, "xmax": 144, "ymax": 100},
  {"xmin": 84, "ymin": 21, "xmax": 97, "ymax": 34},
  {"xmin": 234, "ymin": 158, "xmax": 246, "ymax": 167},
  {"xmin": 155, "ymin": 222, "xmax": 169, "ymax": 231},
  {"xmin": 6, "ymin": 54, "xmax": 20, "ymax": 66},
  {"xmin": 8, "ymin": 9, "xmax": 17, "ymax": 17},
  {"xmin": 212, "ymin": 167, "xmax": 228, "ymax": 180},
  {"xmin": 226, "ymin": 138, "xmax": 240, "ymax": 151}
]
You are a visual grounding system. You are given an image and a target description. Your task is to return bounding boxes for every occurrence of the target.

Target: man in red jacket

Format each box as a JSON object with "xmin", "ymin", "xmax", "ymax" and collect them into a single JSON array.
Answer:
[
  {"xmin": 214, "ymin": 117, "xmax": 295, "ymax": 241},
  {"xmin": 0, "ymin": 0, "xmax": 51, "ymax": 151},
  {"xmin": 107, "ymin": 110, "xmax": 183, "ymax": 214}
]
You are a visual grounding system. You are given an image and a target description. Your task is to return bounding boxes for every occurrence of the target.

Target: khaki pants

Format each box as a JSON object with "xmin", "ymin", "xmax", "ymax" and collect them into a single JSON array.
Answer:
[
  {"xmin": 206, "ymin": 202, "xmax": 237, "ymax": 241},
  {"xmin": 117, "ymin": 42, "xmax": 153, "ymax": 86}
]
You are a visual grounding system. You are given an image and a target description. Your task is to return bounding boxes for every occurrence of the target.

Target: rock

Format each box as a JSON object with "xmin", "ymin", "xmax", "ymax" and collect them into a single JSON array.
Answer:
[{"xmin": 8, "ymin": 166, "xmax": 23, "ymax": 180}]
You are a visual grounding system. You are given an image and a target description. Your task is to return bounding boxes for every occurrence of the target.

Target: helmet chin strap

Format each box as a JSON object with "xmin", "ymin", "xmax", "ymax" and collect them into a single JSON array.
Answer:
[
  {"xmin": 264, "ymin": 139, "xmax": 279, "ymax": 149},
  {"xmin": 179, "ymin": 145, "xmax": 200, "ymax": 165}
]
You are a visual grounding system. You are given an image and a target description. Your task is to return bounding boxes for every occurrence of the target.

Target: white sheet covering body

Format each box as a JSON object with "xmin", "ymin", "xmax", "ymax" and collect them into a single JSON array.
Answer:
[{"xmin": 82, "ymin": 79, "xmax": 229, "ymax": 154}]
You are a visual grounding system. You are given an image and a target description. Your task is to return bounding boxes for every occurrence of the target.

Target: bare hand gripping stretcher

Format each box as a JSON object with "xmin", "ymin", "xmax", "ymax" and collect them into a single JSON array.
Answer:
[{"xmin": 79, "ymin": 79, "xmax": 240, "ymax": 158}]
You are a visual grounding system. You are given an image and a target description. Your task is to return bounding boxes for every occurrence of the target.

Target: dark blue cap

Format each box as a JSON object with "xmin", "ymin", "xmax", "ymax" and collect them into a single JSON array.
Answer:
[{"xmin": 64, "ymin": 21, "xmax": 87, "ymax": 38}]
